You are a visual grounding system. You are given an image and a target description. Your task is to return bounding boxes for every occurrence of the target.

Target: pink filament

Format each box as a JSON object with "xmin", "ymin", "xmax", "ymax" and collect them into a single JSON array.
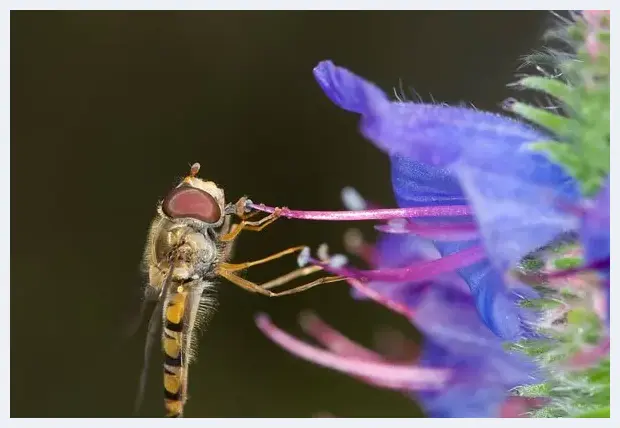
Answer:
[
  {"xmin": 375, "ymin": 220, "xmax": 479, "ymax": 241},
  {"xmin": 299, "ymin": 311, "xmax": 385, "ymax": 361},
  {"xmin": 314, "ymin": 245, "xmax": 486, "ymax": 283},
  {"xmin": 249, "ymin": 202, "xmax": 472, "ymax": 221},
  {"xmin": 299, "ymin": 312, "xmax": 411, "ymax": 389},
  {"xmin": 347, "ymin": 278, "xmax": 415, "ymax": 318},
  {"xmin": 255, "ymin": 314, "xmax": 450, "ymax": 389},
  {"xmin": 343, "ymin": 229, "xmax": 378, "ymax": 264}
]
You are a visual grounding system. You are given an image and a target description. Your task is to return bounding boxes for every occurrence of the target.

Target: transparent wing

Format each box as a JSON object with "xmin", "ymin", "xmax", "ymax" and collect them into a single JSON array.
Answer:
[
  {"xmin": 133, "ymin": 298, "xmax": 163, "ymax": 416},
  {"xmin": 124, "ymin": 286, "xmax": 160, "ymax": 340},
  {"xmin": 133, "ymin": 272, "xmax": 175, "ymax": 416}
]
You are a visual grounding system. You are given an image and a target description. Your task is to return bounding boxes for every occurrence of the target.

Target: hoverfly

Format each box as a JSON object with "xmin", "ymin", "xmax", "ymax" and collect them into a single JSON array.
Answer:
[{"xmin": 134, "ymin": 163, "xmax": 342, "ymax": 417}]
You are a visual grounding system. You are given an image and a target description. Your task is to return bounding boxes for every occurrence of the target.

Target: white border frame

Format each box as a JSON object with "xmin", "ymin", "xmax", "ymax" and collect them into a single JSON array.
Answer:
[{"xmin": 3, "ymin": 2, "xmax": 616, "ymax": 426}]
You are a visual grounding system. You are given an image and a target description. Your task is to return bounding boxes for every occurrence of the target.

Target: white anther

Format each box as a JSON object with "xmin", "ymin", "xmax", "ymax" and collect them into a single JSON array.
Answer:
[
  {"xmin": 341, "ymin": 187, "xmax": 367, "ymax": 211},
  {"xmin": 297, "ymin": 247, "xmax": 311, "ymax": 267},
  {"xmin": 328, "ymin": 254, "xmax": 348, "ymax": 269},
  {"xmin": 317, "ymin": 243, "xmax": 330, "ymax": 261}
]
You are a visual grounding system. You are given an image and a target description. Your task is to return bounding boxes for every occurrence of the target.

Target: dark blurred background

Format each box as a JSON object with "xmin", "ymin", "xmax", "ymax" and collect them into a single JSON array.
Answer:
[{"xmin": 11, "ymin": 10, "xmax": 552, "ymax": 417}]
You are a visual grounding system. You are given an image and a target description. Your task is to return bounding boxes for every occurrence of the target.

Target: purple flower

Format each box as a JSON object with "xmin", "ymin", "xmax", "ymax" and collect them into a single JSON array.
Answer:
[
  {"xmin": 248, "ymin": 60, "xmax": 590, "ymax": 417},
  {"xmin": 313, "ymin": 60, "xmax": 581, "ymax": 339},
  {"xmin": 256, "ymin": 230, "xmax": 540, "ymax": 417}
]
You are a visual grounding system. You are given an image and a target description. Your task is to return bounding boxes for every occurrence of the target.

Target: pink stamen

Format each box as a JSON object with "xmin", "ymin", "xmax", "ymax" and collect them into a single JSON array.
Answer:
[
  {"xmin": 299, "ymin": 311, "xmax": 411, "ymax": 389},
  {"xmin": 347, "ymin": 278, "xmax": 415, "ymax": 318},
  {"xmin": 311, "ymin": 245, "xmax": 486, "ymax": 283},
  {"xmin": 343, "ymin": 229, "xmax": 378, "ymax": 264},
  {"xmin": 299, "ymin": 311, "xmax": 386, "ymax": 361},
  {"xmin": 255, "ymin": 314, "xmax": 450, "ymax": 389},
  {"xmin": 375, "ymin": 220, "xmax": 479, "ymax": 241},
  {"xmin": 249, "ymin": 202, "xmax": 472, "ymax": 221}
]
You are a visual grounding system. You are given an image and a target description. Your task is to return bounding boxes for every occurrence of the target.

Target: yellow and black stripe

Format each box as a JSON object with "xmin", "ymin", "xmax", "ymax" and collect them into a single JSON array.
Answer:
[{"xmin": 162, "ymin": 286, "xmax": 188, "ymax": 418}]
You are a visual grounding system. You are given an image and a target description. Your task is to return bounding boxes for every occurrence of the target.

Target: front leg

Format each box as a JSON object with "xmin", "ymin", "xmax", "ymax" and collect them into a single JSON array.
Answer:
[{"xmin": 219, "ymin": 208, "xmax": 282, "ymax": 242}]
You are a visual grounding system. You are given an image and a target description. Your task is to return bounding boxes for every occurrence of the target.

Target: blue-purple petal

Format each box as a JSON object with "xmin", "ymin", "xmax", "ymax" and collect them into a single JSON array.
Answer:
[
  {"xmin": 350, "ymin": 231, "xmax": 539, "ymax": 416},
  {"xmin": 453, "ymin": 148, "xmax": 580, "ymax": 271},
  {"xmin": 317, "ymin": 60, "xmax": 579, "ymax": 339},
  {"xmin": 316, "ymin": 61, "xmax": 581, "ymax": 269},
  {"xmin": 313, "ymin": 60, "xmax": 389, "ymax": 115},
  {"xmin": 391, "ymin": 156, "xmax": 534, "ymax": 340},
  {"xmin": 416, "ymin": 340, "xmax": 536, "ymax": 417}
]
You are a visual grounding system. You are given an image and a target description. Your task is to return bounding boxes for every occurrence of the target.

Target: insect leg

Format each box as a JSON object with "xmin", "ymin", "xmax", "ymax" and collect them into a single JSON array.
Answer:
[
  {"xmin": 217, "ymin": 267, "xmax": 345, "ymax": 297},
  {"xmin": 219, "ymin": 208, "xmax": 282, "ymax": 242},
  {"xmin": 225, "ymin": 196, "xmax": 263, "ymax": 220},
  {"xmin": 219, "ymin": 245, "xmax": 307, "ymax": 272},
  {"xmin": 237, "ymin": 209, "xmax": 262, "ymax": 221},
  {"xmin": 261, "ymin": 265, "xmax": 324, "ymax": 289}
]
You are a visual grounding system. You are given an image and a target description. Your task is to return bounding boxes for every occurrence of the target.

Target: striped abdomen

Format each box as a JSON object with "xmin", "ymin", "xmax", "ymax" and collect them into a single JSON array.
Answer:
[{"xmin": 162, "ymin": 286, "xmax": 189, "ymax": 417}]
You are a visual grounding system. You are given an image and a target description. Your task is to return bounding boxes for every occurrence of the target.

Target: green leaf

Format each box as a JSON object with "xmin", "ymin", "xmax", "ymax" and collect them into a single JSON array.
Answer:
[
  {"xmin": 553, "ymin": 256, "xmax": 583, "ymax": 270},
  {"xmin": 516, "ymin": 76, "xmax": 577, "ymax": 111},
  {"xmin": 566, "ymin": 308, "xmax": 599, "ymax": 327},
  {"xmin": 520, "ymin": 255, "xmax": 544, "ymax": 271},
  {"xmin": 513, "ymin": 383, "xmax": 551, "ymax": 398},
  {"xmin": 511, "ymin": 102, "xmax": 576, "ymax": 138},
  {"xmin": 530, "ymin": 141, "xmax": 583, "ymax": 173},
  {"xmin": 507, "ymin": 12, "xmax": 610, "ymax": 418},
  {"xmin": 519, "ymin": 298, "xmax": 562, "ymax": 310}
]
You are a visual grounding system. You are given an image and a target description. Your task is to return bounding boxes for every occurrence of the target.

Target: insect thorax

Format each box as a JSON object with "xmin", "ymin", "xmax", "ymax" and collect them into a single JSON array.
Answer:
[{"xmin": 146, "ymin": 216, "xmax": 222, "ymax": 290}]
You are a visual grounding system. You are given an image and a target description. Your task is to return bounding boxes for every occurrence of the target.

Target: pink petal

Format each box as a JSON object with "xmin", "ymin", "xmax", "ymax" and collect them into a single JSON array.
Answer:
[{"xmin": 256, "ymin": 314, "xmax": 450, "ymax": 390}]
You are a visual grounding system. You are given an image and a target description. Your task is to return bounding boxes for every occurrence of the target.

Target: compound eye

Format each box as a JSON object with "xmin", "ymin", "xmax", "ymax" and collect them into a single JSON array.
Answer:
[{"xmin": 162, "ymin": 185, "xmax": 222, "ymax": 224}]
